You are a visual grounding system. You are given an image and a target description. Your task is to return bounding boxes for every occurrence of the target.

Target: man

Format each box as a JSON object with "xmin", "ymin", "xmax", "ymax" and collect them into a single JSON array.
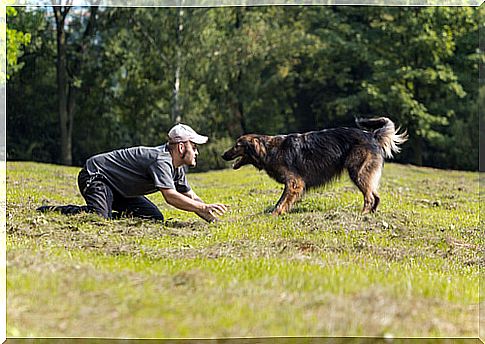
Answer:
[{"xmin": 37, "ymin": 124, "xmax": 227, "ymax": 223}]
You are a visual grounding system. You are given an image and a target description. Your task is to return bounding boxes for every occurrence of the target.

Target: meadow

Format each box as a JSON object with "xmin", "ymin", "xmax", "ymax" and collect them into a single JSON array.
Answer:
[{"xmin": 6, "ymin": 161, "xmax": 483, "ymax": 338}]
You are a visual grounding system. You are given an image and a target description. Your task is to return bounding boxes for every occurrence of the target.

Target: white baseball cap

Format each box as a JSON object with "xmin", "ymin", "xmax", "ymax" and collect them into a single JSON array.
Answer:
[{"xmin": 168, "ymin": 124, "xmax": 208, "ymax": 144}]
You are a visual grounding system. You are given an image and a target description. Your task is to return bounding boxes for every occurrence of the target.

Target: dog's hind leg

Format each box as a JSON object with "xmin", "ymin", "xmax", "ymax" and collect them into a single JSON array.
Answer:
[
  {"xmin": 347, "ymin": 151, "xmax": 383, "ymax": 214},
  {"xmin": 372, "ymin": 192, "xmax": 380, "ymax": 212},
  {"xmin": 272, "ymin": 175, "xmax": 305, "ymax": 215}
]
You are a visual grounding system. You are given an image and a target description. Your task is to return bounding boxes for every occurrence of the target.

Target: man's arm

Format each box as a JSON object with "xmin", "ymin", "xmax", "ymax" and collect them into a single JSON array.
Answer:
[
  {"xmin": 159, "ymin": 188, "xmax": 227, "ymax": 222},
  {"xmin": 182, "ymin": 189, "xmax": 203, "ymax": 203}
]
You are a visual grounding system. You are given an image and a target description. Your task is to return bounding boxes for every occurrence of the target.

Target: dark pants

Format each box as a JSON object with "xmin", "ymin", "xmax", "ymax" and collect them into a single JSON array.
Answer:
[{"xmin": 76, "ymin": 168, "xmax": 164, "ymax": 221}]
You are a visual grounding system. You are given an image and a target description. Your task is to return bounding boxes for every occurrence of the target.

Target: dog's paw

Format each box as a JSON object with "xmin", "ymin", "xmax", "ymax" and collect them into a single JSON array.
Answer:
[{"xmin": 271, "ymin": 208, "xmax": 285, "ymax": 216}]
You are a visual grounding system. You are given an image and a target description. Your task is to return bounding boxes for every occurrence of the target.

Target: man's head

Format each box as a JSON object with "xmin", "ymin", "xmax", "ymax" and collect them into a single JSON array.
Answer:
[{"xmin": 168, "ymin": 124, "xmax": 208, "ymax": 167}]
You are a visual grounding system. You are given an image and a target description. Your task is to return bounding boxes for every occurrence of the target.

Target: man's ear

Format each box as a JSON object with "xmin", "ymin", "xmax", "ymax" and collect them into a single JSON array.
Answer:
[{"xmin": 178, "ymin": 142, "xmax": 185, "ymax": 154}]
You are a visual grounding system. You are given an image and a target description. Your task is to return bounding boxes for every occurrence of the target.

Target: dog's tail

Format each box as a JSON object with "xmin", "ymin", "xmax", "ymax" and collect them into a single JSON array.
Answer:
[{"xmin": 355, "ymin": 117, "xmax": 408, "ymax": 159}]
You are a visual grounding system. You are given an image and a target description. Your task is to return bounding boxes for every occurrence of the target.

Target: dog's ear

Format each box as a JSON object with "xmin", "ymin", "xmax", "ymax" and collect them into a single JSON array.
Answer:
[{"xmin": 251, "ymin": 137, "xmax": 266, "ymax": 157}]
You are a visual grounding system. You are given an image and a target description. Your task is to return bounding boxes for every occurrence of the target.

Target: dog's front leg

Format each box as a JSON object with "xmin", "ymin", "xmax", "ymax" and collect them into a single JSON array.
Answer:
[
  {"xmin": 273, "ymin": 185, "xmax": 291, "ymax": 215},
  {"xmin": 272, "ymin": 176, "xmax": 305, "ymax": 215}
]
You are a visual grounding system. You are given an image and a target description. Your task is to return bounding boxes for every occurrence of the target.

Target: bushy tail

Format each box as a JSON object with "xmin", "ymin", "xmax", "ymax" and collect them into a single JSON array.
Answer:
[{"xmin": 355, "ymin": 117, "xmax": 408, "ymax": 159}]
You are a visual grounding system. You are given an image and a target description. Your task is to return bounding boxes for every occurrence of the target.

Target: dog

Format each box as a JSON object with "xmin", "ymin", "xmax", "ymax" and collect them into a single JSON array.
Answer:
[{"xmin": 222, "ymin": 117, "xmax": 407, "ymax": 215}]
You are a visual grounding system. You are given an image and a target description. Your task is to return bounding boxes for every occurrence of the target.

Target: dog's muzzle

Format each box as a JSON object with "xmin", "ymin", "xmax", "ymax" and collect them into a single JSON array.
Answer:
[{"xmin": 222, "ymin": 148, "xmax": 245, "ymax": 169}]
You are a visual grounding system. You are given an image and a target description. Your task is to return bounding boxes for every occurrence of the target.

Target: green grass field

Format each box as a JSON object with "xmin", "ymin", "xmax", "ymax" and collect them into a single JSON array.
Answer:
[{"xmin": 6, "ymin": 161, "xmax": 483, "ymax": 338}]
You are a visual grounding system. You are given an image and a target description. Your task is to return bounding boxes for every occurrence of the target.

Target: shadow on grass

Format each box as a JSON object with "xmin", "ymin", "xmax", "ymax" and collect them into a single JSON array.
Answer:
[{"xmin": 164, "ymin": 219, "xmax": 201, "ymax": 229}]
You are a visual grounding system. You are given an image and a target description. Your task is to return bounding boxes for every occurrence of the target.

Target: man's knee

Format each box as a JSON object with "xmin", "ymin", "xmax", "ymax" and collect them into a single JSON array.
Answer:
[
  {"xmin": 115, "ymin": 196, "xmax": 164, "ymax": 221},
  {"xmin": 81, "ymin": 180, "xmax": 114, "ymax": 219},
  {"xmin": 149, "ymin": 212, "xmax": 164, "ymax": 221},
  {"xmin": 126, "ymin": 206, "xmax": 164, "ymax": 221}
]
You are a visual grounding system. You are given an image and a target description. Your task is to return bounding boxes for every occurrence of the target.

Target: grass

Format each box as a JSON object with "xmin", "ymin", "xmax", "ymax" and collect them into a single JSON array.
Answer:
[{"xmin": 6, "ymin": 161, "xmax": 483, "ymax": 338}]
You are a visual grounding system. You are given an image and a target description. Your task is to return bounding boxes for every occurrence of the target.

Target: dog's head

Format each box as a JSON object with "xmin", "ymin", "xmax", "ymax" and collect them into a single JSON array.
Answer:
[{"xmin": 222, "ymin": 134, "xmax": 267, "ymax": 170}]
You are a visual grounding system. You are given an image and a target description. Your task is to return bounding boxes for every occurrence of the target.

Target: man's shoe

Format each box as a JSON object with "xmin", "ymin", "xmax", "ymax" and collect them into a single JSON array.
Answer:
[
  {"xmin": 60, "ymin": 205, "xmax": 84, "ymax": 215},
  {"xmin": 36, "ymin": 205, "xmax": 84, "ymax": 215},
  {"xmin": 36, "ymin": 205, "xmax": 60, "ymax": 213}
]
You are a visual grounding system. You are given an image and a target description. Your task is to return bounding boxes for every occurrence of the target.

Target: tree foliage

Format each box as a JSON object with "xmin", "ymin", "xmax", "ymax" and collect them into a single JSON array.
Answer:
[
  {"xmin": 6, "ymin": 7, "xmax": 32, "ymax": 80},
  {"xmin": 6, "ymin": 6, "xmax": 482, "ymax": 170}
]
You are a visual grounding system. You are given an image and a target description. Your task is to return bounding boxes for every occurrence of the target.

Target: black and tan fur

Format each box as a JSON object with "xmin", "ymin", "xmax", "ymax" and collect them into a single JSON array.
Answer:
[{"xmin": 222, "ymin": 117, "xmax": 407, "ymax": 215}]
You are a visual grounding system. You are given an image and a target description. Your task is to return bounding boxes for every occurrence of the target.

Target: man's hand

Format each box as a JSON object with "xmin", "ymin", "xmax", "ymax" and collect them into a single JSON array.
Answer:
[
  {"xmin": 160, "ymin": 188, "xmax": 227, "ymax": 223},
  {"xmin": 196, "ymin": 203, "xmax": 228, "ymax": 223}
]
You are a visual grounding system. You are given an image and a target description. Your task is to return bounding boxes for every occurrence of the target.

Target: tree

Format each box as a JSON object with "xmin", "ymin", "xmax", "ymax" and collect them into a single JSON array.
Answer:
[
  {"xmin": 7, "ymin": 7, "xmax": 59, "ymax": 162},
  {"xmin": 53, "ymin": 5, "xmax": 98, "ymax": 165},
  {"xmin": 357, "ymin": 7, "xmax": 472, "ymax": 166},
  {"xmin": 439, "ymin": 6, "xmax": 482, "ymax": 170},
  {"xmin": 6, "ymin": 7, "xmax": 31, "ymax": 80},
  {"xmin": 6, "ymin": 6, "xmax": 481, "ymax": 171},
  {"xmin": 197, "ymin": 6, "xmax": 322, "ymax": 137}
]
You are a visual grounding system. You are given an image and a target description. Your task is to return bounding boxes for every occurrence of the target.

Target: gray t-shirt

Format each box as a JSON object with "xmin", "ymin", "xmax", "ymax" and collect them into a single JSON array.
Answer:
[{"xmin": 85, "ymin": 144, "xmax": 191, "ymax": 197}]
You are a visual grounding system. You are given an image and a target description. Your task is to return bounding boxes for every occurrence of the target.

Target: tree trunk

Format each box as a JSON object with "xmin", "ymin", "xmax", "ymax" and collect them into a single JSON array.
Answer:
[
  {"xmin": 54, "ymin": 6, "xmax": 71, "ymax": 165},
  {"xmin": 53, "ymin": 6, "xmax": 97, "ymax": 165},
  {"xmin": 172, "ymin": 7, "xmax": 183, "ymax": 124}
]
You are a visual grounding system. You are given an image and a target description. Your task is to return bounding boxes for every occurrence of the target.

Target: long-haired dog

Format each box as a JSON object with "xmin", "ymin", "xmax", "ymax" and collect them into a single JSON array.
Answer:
[{"xmin": 222, "ymin": 117, "xmax": 408, "ymax": 215}]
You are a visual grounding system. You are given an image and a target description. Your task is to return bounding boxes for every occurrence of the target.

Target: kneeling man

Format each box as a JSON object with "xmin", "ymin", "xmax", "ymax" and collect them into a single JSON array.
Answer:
[{"xmin": 38, "ymin": 124, "xmax": 227, "ymax": 223}]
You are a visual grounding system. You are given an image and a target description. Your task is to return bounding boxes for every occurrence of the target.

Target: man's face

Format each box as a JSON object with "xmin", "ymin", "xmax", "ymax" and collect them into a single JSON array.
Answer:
[{"xmin": 181, "ymin": 141, "xmax": 198, "ymax": 167}]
